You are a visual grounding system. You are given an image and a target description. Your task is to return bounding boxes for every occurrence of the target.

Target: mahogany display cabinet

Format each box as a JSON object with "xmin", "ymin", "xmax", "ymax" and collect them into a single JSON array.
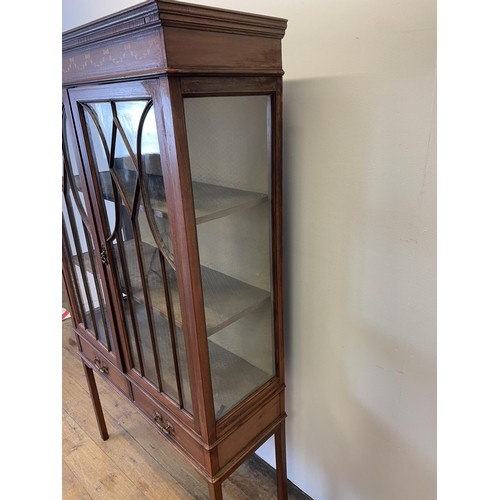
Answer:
[{"xmin": 61, "ymin": 1, "xmax": 288, "ymax": 498}]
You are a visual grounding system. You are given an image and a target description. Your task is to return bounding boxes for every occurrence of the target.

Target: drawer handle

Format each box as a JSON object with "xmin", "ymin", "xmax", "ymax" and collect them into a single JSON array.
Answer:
[
  {"xmin": 154, "ymin": 411, "xmax": 174, "ymax": 435},
  {"xmin": 94, "ymin": 357, "xmax": 109, "ymax": 375}
]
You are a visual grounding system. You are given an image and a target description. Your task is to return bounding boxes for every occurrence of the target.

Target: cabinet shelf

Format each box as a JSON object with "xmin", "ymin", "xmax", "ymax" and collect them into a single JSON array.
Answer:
[
  {"xmin": 209, "ymin": 340, "xmax": 272, "ymax": 419},
  {"xmin": 75, "ymin": 240, "xmax": 270, "ymax": 337},
  {"xmin": 74, "ymin": 171, "xmax": 267, "ymax": 224}
]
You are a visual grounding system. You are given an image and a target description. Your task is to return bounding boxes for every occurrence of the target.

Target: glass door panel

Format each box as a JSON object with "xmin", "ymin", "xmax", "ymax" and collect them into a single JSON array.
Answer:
[
  {"xmin": 78, "ymin": 97, "xmax": 192, "ymax": 413},
  {"xmin": 183, "ymin": 95, "xmax": 275, "ymax": 419},
  {"xmin": 62, "ymin": 106, "xmax": 114, "ymax": 352}
]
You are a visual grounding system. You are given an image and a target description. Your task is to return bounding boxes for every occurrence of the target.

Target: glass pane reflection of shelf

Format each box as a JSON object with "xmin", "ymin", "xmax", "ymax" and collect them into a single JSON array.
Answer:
[
  {"xmin": 74, "ymin": 240, "xmax": 270, "ymax": 336},
  {"xmin": 74, "ymin": 171, "xmax": 267, "ymax": 224}
]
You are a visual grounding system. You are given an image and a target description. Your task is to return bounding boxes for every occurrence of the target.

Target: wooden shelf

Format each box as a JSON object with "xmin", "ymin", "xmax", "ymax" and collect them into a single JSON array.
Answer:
[
  {"xmin": 209, "ymin": 340, "xmax": 272, "ymax": 419},
  {"xmin": 74, "ymin": 240, "xmax": 270, "ymax": 336},
  {"xmin": 192, "ymin": 182, "xmax": 267, "ymax": 224},
  {"xmin": 74, "ymin": 170, "xmax": 267, "ymax": 224}
]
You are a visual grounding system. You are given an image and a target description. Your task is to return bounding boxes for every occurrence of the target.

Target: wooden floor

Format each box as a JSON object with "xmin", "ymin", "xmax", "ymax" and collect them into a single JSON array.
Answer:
[{"xmin": 62, "ymin": 319, "xmax": 310, "ymax": 500}]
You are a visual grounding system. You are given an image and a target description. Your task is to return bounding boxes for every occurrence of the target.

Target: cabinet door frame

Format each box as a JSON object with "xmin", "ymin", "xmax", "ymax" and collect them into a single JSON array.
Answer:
[
  {"xmin": 62, "ymin": 89, "xmax": 123, "ymax": 369},
  {"xmin": 67, "ymin": 80, "xmax": 204, "ymax": 432}
]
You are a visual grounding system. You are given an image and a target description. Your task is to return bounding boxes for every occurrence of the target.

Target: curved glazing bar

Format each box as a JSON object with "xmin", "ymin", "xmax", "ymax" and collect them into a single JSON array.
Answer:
[
  {"xmin": 77, "ymin": 97, "xmax": 192, "ymax": 413},
  {"xmin": 62, "ymin": 106, "xmax": 112, "ymax": 351}
]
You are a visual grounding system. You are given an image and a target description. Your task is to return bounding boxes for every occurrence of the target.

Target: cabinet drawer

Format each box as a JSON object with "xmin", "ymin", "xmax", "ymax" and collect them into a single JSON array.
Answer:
[
  {"xmin": 78, "ymin": 337, "xmax": 129, "ymax": 396},
  {"xmin": 131, "ymin": 385, "xmax": 204, "ymax": 466}
]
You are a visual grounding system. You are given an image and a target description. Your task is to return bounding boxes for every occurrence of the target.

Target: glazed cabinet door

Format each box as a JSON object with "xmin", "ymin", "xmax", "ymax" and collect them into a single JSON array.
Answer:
[
  {"xmin": 67, "ymin": 81, "xmax": 193, "ymax": 420},
  {"xmin": 62, "ymin": 101, "xmax": 120, "ymax": 365},
  {"xmin": 180, "ymin": 78, "xmax": 285, "ymax": 423}
]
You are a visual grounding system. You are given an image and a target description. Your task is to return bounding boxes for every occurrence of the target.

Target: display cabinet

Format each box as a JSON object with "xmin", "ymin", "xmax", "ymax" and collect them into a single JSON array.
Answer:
[{"xmin": 62, "ymin": 1, "xmax": 287, "ymax": 498}]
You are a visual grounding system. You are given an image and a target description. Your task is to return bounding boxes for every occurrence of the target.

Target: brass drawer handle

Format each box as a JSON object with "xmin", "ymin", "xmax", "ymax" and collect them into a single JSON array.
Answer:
[
  {"xmin": 94, "ymin": 357, "xmax": 109, "ymax": 374},
  {"xmin": 154, "ymin": 411, "xmax": 174, "ymax": 435}
]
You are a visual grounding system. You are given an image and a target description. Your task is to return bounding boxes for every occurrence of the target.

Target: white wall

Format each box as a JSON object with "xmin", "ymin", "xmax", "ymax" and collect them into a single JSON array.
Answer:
[{"xmin": 63, "ymin": 1, "xmax": 436, "ymax": 499}]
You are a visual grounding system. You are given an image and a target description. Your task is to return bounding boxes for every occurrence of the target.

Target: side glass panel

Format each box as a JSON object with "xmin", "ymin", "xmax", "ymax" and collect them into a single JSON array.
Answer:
[
  {"xmin": 62, "ymin": 107, "xmax": 113, "ymax": 352},
  {"xmin": 80, "ymin": 99, "xmax": 192, "ymax": 413},
  {"xmin": 184, "ymin": 96, "xmax": 275, "ymax": 419}
]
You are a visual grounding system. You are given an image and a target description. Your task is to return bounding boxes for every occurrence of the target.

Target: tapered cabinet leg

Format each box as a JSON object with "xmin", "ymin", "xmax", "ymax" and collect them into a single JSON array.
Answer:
[
  {"xmin": 275, "ymin": 421, "xmax": 288, "ymax": 500},
  {"xmin": 208, "ymin": 480, "xmax": 223, "ymax": 500},
  {"xmin": 82, "ymin": 361, "xmax": 109, "ymax": 441}
]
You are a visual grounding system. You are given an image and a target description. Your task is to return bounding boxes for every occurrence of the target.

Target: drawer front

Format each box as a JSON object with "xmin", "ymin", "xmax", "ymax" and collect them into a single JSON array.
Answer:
[
  {"xmin": 79, "ymin": 336, "xmax": 130, "ymax": 396},
  {"xmin": 131, "ymin": 385, "xmax": 205, "ymax": 467}
]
